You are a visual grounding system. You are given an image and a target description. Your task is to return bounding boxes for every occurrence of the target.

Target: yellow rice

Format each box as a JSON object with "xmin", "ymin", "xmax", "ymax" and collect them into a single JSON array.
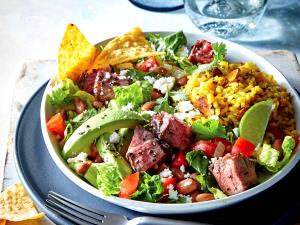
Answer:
[{"xmin": 184, "ymin": 61, "xmax": 298, "ymax": 142}]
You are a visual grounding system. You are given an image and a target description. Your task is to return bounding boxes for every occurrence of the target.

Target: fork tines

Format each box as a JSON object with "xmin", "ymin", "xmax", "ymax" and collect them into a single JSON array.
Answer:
[{"xmin": 45, "ymin": 191, "xmax": 105, "ymax": 225}]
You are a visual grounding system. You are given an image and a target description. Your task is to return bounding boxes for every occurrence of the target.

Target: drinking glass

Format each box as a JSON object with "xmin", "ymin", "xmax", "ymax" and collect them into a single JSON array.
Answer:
[{"xmin": 184, "ymin": 0, "xmax": 269, "ymax": 38}]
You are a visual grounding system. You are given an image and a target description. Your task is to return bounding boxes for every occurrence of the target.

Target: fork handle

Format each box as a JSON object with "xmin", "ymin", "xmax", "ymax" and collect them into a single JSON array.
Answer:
[{"xmin": 128, "ymin": 216, "xmax": 211, "ymax": 225}]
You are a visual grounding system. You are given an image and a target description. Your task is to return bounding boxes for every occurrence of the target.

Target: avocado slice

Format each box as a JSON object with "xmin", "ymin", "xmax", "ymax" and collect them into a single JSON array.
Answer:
[
  {"xmin": 84, "ymin": 163, "xmax": 100, "ymax": 188},
  {"xmin": 62, "ymin": 109, "xmax": 147, "ymax": 159},
  {"xmin": 96, "ymin": 135, "xmax": 132, "ymax": 179}
]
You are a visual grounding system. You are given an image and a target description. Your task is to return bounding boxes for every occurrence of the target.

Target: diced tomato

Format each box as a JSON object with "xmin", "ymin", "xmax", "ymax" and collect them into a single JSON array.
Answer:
[
  {"xmin": 212, "ymin": 138, "xmax": 232, "ymax": 152},
  {"xmin": 171, "ymin": 151, "xmax": 188, "ymax": 168},
  {"xmin": 119, "ymin": 172, "xmax": 140, "ymax": 199},
  {"xmin": 46, "ymin": 112, "xmax": 66, "ymax": 138},
  {"xmin": 231, "ymin": 137, "xmax": 256, "ymax": 158},
  {"xmin": 162, "ymin": 177, "xmax": 177, "ymax": 194},
  {"xmin": 136, "ymin": 57, "xmax": 160, "ymax": 72},
  {"xmin": 190, "ymin": 140, "xmax": 217, "ymax": 158}
]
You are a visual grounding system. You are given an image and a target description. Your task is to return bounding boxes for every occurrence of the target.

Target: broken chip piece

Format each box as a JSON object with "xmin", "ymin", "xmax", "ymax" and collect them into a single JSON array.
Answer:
[{"xmin": 0, "ymin": 182, "xmax": 44, "ymax": 222}]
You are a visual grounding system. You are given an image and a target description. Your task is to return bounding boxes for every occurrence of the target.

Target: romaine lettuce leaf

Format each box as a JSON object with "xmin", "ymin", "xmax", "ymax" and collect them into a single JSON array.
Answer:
[
  {"xmin": 113, "ymin": 81, "xmax": 153, "ymax": 110},
  {"xmin": 192, "ymin": 119, "xmax": 227, "ymax": 140},
  {"xmin": 186, "ymin": 150, "xmax": 209, "ymax": 175},
  {"xmin": 130, "ymin": 172, "xmax": 163, "ymax": 202},
  {"xmin": 258, "ymin": 136, "xmax": 295, "ymax": 173},
  {"xmin": 153, "ymin": 91, "xmax": 174, "ymax": 114},
  {"xmin": 147, "ymin": 31, "xmax": 187, "ymax": 61},
  {"xmin": 96, "ymin": 163, "xmax": 121, "ymax": 195}
]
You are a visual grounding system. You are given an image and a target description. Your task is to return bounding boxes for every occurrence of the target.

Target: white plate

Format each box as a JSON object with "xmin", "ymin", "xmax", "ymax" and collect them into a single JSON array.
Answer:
[{"xmin": 40, "ymin": 32, "xmax": 300, "ymax": 214}]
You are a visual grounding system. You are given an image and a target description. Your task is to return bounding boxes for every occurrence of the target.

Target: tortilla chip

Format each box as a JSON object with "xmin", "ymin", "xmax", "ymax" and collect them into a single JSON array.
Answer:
[
  {"xmin": 89, "ymin": 27, "xmax": 162, "ymax": 71},
  {"xmin": 6, "ymin": 218, "xmax": 43, "ymax": 225},
  {"xmin": 0, "ymin": 182, "xmax": 44, "ymax": 221},
  {"xmin": 0, "ymin": 220, "xmax": 6, "ymax": 225},
  {"xmin": 58, "ymin": 23, "xmax": 99, "ymax": 81}
]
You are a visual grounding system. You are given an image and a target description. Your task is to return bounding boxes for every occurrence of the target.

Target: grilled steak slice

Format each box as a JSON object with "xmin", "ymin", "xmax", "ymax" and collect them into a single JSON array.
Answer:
[
  {"xmin": 209, "ymin": 153, "xmax": 258, "ymax": 195},
  {"xmin": 126, "ymin": 126, "xmax": 168, "ymax": 172},
  {"xmin": 151, "ymin": 112, "xmax": 192, "ymax": 151}
]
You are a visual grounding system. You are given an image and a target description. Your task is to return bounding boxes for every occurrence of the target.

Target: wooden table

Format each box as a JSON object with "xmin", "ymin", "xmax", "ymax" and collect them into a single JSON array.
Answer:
[{"xmin": 1, "ymin": 51, "xmax": 299, "ymax": 224}]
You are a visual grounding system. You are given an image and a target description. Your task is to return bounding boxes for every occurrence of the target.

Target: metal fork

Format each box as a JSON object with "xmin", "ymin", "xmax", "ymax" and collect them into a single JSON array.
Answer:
[{"xmin": 45, "ymin": 191, "xmax": 211, "ymax": 225}]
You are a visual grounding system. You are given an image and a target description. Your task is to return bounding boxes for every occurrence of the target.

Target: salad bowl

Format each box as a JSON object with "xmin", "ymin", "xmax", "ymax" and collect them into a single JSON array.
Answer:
[{"xmin": 40, "ymin": 31, "xmax": 300, "ymax": 214}]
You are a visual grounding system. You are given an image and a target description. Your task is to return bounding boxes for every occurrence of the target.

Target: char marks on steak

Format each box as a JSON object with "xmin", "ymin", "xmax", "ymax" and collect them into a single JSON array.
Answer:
[
  {"xmin": 151, "ymin": 112, "xmax": 192, "ymax": 151},
  {"xmin": 126, "ymin": 126, "xmax": 169, "ymax": 172},
  {"xmin": 78, "ymin": 67, "xmax": 131, "ymax": 102},
  {"xmin": 209, "ymin": 153, "xmax": 258, "ymax": 195}
]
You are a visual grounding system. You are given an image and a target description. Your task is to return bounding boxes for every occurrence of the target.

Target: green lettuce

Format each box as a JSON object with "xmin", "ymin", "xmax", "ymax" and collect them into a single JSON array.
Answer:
[
  {"xmin": 126, "ymin": 69, "xmax": 157, "ymax": 81},
  {"xmin": 187, "ymin": 150, "xmax": 227, "ymax": 199},
  {"xmin": 130, "ymin": 172, "xmax": 163, "ymax": 202},
  {"xmin": 153, "ymin": 91, "xmax": 174, "ymax": 114},
  {"xmin": 96, "ymin": 163, "xmax": 121, "ymax": 195},
  {"xmin": 50, "ymin": 78, "xmax": 95, "ymax": 107},
  {"xmin": 258, "ymin": 136, "xmax": 295, "ymax": 173},
  {"xmin": 192, "ymin": 119, "xmax": 227, "ymax": 140},
  {"xmin": 113, "ymin": 81, "xmax": 153, "ymax": 110},
  {"xmin": 147, "ymin": 31, "xmax": 187, "ymax": 61},
  {"xmin": 186, "ymin": 150, "xmax": 209, "ymax": 175}
]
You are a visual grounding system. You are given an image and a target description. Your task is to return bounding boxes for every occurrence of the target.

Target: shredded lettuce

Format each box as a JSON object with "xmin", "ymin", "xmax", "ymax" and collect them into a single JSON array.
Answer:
[
  {"xmin": 147, "ymin": 31, "xmax": 187, "ymax": 61},
  {"xmin": 130, "ymin": 172, "xmax": 163, "ymax": 203},
  {"xmin": 195, "ymin": 174, "xmax": 227, "ymax": 199},
  {"xmin": 258, "ymin": 136, "xmax": 295, "ymax": 173},
  {"xmin": 96, "ymin": 163, "xmax": 121, "ymax": 195},
  {"xmin": 113, "ymin": 81, "xmax": 153, "ymax": 110},
  {"xmin": 192, "ymin": 119, "xmax": 227, "ymax": 140},
  {"xmin": 153, "ymin": 91, "xmax": 174, "ymax": 114},
  {"xmin": 209, "ymin": 187, "xmax": 227, "ymax": 199},
  {"xmin": 50, "ymin": 78, "xmax": 95, "ymax": 108},
  {"xmin": 186, "ymin": 150, "xmax": 209, "ymax": 175}
]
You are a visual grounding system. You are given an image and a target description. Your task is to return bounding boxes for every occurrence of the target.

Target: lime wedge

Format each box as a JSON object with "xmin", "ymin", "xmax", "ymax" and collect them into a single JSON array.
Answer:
[{"xmin": 239, "ymin": 100, "xmax": 273, "ymax": 146}]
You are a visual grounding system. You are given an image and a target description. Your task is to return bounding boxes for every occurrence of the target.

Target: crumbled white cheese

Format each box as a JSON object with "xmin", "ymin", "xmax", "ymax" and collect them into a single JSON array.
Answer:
[
  {"xmin": 168, "ymin": 184, "xmax": 179, "ymax": 200},
  {"xmin": 183, "ymin": 195, "xmax": 193, "ymax": 203},
  {"xmin": 109, "ymin": 132, "xmax": 120, "ymax": 144},
  {"xmin": 142, "ymin": 110, "xmax": 156, "ymax": 116},
  {"xmin": 118, "ymin": 75, "xmax": 127, "ymax": 80},
  {"xmin": 153, "ymin": 77, "xmax": 175, "ymax": 94},
  {"xmin": 209, "ymin": 115, "xmax": 219, "ymax": 121},
  {"xmin": 121, "ymin": 102, "xmax": 134, "ymax": 111},
  {"xmin": 232, "ymin": 127, "xmax": 239, "ymax": 137},
  {"xmin": 176, "ymin": 101, "xmax": 194, "ymax": 113},
  {"xmin": 104, "ymin": 72, "xmax": 111, "ymax": 80},
  {"xmin": 67, "ymin": 152, "xmax": 88, "ymax": 164},
  {"xmin": 160, "ymin": 168, "xmax": 173, "ymax": 178},
  {"xmin": 174, "ymin": 110, "xmax": 200, "ymax": 121},
  {"xmin": 211, "ymin": 157, "xmax": 218, "ymax": 163},
  {"xmin": 180, "ymin": 165, "xmax": 185, "ymax": 173},
  {"xmin": 144, "ymin": 76, "xmax": 156, "ymax": 84},
  {"xmin": 176, "ymin": 46, "xmax": 189, "ymax": 57},
  {"xmin": 119, "ymin": 69, "xmax": 128, "ymax": 76},
  {"xmin": 184, "ymin": 172, "xmax": 191, "ymax": 178}
]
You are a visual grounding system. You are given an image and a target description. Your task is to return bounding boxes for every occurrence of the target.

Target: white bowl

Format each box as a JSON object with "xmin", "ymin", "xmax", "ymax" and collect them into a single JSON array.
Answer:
[{"xmin": 40, "ymin": 32, "xmax": 300, "ymax": 214}]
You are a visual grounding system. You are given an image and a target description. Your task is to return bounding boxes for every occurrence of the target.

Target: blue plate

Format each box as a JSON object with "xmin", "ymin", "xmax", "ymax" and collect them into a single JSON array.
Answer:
[{"xmin": 14, "ymin": 82, "xmax": 300, "ymax": 225}]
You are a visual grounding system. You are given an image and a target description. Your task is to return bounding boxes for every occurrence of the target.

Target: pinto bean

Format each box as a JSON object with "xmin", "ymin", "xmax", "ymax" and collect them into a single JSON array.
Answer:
[
  {"xmin": 177, "ymin": 76, "xmax": 188, "ymax": 86},
  {"xmin": 171, "ymin": 167, "xmax": 184, "ymax": 181},
  {"xmin": 195, "ymin": 193, "xmax": 215, "ymax": 202},
  {"xmin": 176, "ymin": 178, "xmax": 198, "ymax": 195},
  {"xmin": 74, "ymin": 97, "xmax": 87, "ymax": 114},
  {"xmin": 76, "ymin": 161, "xmax": 91, "ymax": 174},
  {"xmin": 190, "ymin": 190, "xmax": 200, "ymax": 202},
  {"xmin": 92, "ymin": 100, "xmax": 103, "ymax": 109},
  {"xmin": 151, "ymin": 89, "xmax": 164, "ymax": 100},
  {"xmin": 150, "ymin": 66, "xmax": 168, "ymax": 75},
  {"xmin": 141, "ymin": 101, "xmax": 157, "ymax": 111}
]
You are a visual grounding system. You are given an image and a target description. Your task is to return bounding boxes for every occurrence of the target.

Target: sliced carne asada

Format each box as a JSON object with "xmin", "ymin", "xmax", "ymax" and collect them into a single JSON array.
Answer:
[
  {"xmin": 78, "ymin": 68, "xmax": 131, "ymax": 102},
  {"xmin": 209, "ymin": 153, "xmax": 258, "ymax": 195},
  {"xmin": 151, "ymin": 112, "xmax": 192, "ymax": 151},
  {"xmin": 126, "ymin": 126, "xmax": 169, "ymax": 172}
]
